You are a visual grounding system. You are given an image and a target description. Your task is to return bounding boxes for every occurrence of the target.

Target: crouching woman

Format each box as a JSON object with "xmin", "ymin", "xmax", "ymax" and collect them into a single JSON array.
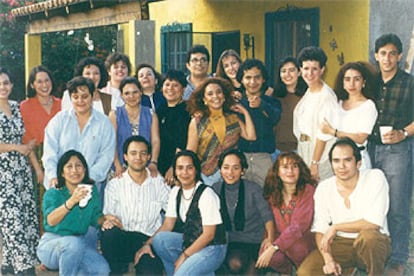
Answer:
[
  {"xmin": 134, "ymin": 150, "xmax": 227, "ymax": 276},
  {"xmin": 37, "ymin": 150, "xmax": 121, "ymax": 275}
]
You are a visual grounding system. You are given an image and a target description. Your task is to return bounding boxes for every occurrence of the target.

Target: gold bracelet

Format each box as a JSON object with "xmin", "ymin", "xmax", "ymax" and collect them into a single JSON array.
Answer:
[{"xmin": 183, "ymin": 251, "xmax": 190, "ymax": 259}]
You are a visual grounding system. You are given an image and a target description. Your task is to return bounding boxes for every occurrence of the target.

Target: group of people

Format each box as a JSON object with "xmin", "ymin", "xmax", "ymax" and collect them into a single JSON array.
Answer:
[{"xmin": 0, "ymin": 32, "xmax": 412, "ymax": 276}]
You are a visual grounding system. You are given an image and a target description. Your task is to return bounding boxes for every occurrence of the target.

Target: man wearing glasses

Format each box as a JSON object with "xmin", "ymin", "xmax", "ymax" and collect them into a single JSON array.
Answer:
[{"xmin": 183, "ymin": 44, "xmax": 211, "ymax": 100}]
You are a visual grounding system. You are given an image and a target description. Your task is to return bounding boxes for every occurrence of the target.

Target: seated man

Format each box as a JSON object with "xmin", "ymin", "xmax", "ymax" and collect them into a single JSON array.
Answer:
[
  {"xmin": 101, "ymin": 135, "xmax": 170, "ymax": 275},
  {"xmin": 297, "ymin": 137, "xmax": 391, "ymax": 276}
]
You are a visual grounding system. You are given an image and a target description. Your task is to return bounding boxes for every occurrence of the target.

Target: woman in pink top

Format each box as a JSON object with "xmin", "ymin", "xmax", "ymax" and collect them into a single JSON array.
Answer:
[{"xmin": 256, "ymin": 152, "xmax": 316, "ymax": 274}]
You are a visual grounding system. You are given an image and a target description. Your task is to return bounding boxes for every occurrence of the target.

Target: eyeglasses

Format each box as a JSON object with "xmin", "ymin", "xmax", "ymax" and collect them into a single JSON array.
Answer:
[{"xmin": 190, "ymin": 57, "xmax": 208, "ymax": 64}]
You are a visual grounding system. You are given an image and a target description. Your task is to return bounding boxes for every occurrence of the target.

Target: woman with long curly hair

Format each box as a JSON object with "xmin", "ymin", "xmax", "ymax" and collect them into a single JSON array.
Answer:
[
  {"xmin": 186, "ymin": 77, "xmax": 256, "ymax": 186},
  {"xmin": 256, "ymin": 152, "xmax": 316, "ymax": 274}
]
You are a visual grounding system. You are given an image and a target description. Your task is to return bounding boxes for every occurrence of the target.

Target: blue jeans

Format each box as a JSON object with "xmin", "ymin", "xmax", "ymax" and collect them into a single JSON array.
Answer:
[
  {"xmin": 369, "ymin": 140, "xmax": 413, "ymax": 264},
  {"xmin": 37, "ymin": 232, "xmax": 110, "ymax": 276},
  {"xmin": 152, "ymin": 231, "xmax": 227, "ymax": 276}
]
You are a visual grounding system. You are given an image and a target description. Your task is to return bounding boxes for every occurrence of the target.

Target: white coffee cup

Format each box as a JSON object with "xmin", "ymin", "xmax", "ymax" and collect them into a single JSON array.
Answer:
[
  {"xmin": 78, "ymin": 184, "xmax": 93, "ymax": 208},
  {"xmin": 379, "ymin": 126, "xmax": 393, "ymax": 143}
]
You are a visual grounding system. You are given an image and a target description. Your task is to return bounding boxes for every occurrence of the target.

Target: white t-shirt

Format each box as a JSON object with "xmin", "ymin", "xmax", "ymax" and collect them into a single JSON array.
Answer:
[
  {"xmin": 166, "ymin": 181, "xmax": 222, "ymax": 226},
  {"xmin": 312, "ymin": 169, "xmax": 389, "ymax": 239},
  {"xmin": 336, "ymin": 99, "xmax": 378, "ymax": 169}
]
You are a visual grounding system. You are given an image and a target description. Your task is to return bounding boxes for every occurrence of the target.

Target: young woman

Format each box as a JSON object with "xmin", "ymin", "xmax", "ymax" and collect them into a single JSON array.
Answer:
[
  {"xmin": 215, "ymin": 49, "xmax": 273, "ymax": 100},
  {"xmin": 109, "ymin": 77, "xmax": 160, "ymax": 177},
  {"xmin": 213, "ymin": 149, "xmax": 275, "ymax": 275},
  {"xmin": 320, "ymin": 62, "xmax": 378, "ymax": 170},
  {"xmin": 61, "ymin": 56, "xmax": 123, "ymax": 115},
  {"xmin": 293, "ymin": 46, "xmax": 338, "ymax": 181},
  {"xmin": 37, "ymin": 150, "xmax": 121, "ymax": 275},
  {"xmin": 273, "ymin": 57, "xmax": 307, "ymax": 155},
  {"xmin": 186, "ymin": 77, "xmax": 256, "ymax": 185},
  {"xmin": 20, "ymin": 65, "xmax": 61, "ymax": 233},
  {"xmin": 135, "ymin": 63, "xmax": 166, "ymax": 111},
  {"xmin": 0, "ymin": 67, "xmax": 39, "ymax": 275},
  {"xmin": 134, "ymin": 150, "xmax": 227, "ymax": 276},
  {"xmin": 156, "ymin": 70, "xmax": 191, "ymax": 184},
  {"xmin": 256, "ymin": 152, "xmax": 316, "ymax": 274},
  {"xmin": 103, "ymin": 52, "xmax": 131, "ymax": 96}
]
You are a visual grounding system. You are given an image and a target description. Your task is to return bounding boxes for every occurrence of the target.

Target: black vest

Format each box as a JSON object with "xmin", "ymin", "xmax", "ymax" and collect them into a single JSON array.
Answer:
[{"xmin": 173, "ymin": 184, "xmax": 226, "ymax": 250}]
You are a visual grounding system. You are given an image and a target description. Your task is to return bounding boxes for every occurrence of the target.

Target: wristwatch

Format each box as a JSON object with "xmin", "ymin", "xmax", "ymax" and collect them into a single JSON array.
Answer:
[{"xmin": 403, "ymin": 129, "xmax": 409, "ymax": 139}]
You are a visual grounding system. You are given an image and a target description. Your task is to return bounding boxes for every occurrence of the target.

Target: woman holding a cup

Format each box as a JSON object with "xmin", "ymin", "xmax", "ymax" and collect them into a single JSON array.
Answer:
[
  {"xmin": 37, "ymin": 150, "xmax": 121, "ymax": 275},
  {"xmin": 320, "ymin": 62, "xmax": 378, "ymax": 169}
]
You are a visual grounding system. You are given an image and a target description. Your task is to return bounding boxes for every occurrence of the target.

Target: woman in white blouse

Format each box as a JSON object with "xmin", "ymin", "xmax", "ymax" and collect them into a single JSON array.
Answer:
[{"xmin": 320, "ymin": 62, "xmax": 378, "ymax": 170}]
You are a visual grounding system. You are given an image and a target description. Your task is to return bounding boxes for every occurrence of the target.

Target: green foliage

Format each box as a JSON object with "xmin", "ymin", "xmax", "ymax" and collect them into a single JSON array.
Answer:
[
  {"xmin": 42, "ymin": 26, "xmax": 117, "ymax": 97},
  {"xmin": 0, "ymin": 0, "xmax": 117, "ymax": 100},
  {"xmin": 0, "ymin": 0, "xmax": 39, "ymax": 100}
]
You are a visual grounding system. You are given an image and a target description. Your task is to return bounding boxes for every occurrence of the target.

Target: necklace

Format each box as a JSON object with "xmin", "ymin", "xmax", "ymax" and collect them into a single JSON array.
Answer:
[
  {"xmin": 181, "ymin": 186, "xmax": 196, "ymax": 200},
  {"xmin": 227, "ymin": 199, "xmax": 238, "ymax": 209},
  {"xmin": 40, "ymin": 97, "xmax": 52, "ymax": 106}
]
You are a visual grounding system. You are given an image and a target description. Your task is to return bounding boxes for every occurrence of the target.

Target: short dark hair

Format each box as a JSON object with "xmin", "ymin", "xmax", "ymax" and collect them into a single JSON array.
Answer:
[
  {"xmin": 74, "ymin": 57, "xmax": 108, "ymax": 89},
  {"xmin": 172, "ymin": 150, "xmax": 202, "ymax": 183},
  {"xmin": 186, "ymin": 44, "xmax": 210, "ymax": 63},
  {"xmin": 297, "ymin": 46, "xmax": 328, "ymax": 68},
  {"xmin": 134, "ymin": 63, "xmax": 162, "ymax": 91},
  {"xmin": 67, "ymin": 76, "xmax": 95, "ymax": 96},
  {"xmin": 328, "ymin": 137, "xmax": 362, "ymax": 163},
  {"xmin": 0, "ymin": 67, "xmax": 13, "ymax": 83},
  {"xmin": 56, "ymin": 150, "xmax": 92, "ymax": 189},
  {"xmin": 236, "ymin": 58, "xmax": 269, "ymax": 86},
  {"xmin": 218, "ymin": 148, "xmax": 248, "ymax": 170},
  {"xmin": 27, "ymin": 65, "xmax": 55, "ymax": 98},
  {"xmin": 274, "ymin": 56, "xmax": 307, "ymax": 98},
  {"xmin": 375, "ymin": 33, "xmax": 403, "ymax": 54},
  {"xmin": 334, "ymin": 61, "xmax": 377, "ymax": 101},
  {"xmin": 104, "ymin": 52, "xmax": 131, "ymax": 75},
  {"xmin": 163, "ymin": 69, "xmax": 187, "ymax": 88},
  {"xmin": 122, "ymin": 135, "xmax": 151, "ymax": 156},
  {"xmin": 119, "ymin": 76, "xmax": 142, "ymax": 94}
]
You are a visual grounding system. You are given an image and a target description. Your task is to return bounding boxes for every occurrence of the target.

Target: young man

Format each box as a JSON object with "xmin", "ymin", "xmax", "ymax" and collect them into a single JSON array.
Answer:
[
  {"xmin": 298, "ymin": 138, "xmax": 391, "ymax": 276},
  {"xmin": 293, "ymin": 46, "xmax": 338, "ymax": 182},
  {"xmin": 183, "ymin": 44, "xmax": 210, "ymax": 100},
  {"xmin": 101, "ymin": 135, "xmax": 169, "ymax": 275},
  {"xmin": 236, "ymin": 59, "xmax": 281, "ymax": 186},
  {"xmin": 368, "ymin": 33, "xmax": 414, "ymax": 275}
]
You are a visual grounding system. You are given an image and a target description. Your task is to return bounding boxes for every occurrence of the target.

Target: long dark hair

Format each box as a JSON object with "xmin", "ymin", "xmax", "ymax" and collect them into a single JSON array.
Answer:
[
  {"xmin": 263, "ymin": 152, "xmax": 316, "ymax": 207},
  {"xmin": 333, "ymin": 61, "xmax": 377, "ymax": 101},
  {"xmin": 56, "ymin": 150, "xmax": 92, "ymax": 189},
  {"xmin": 186, "ymin": 77, "xmax": 235, "ymax": 117},
  {"xmin": 172, "ymin": 150, "xmax": 202, "ymax": 185},
  {"xmin": 274, "ymin": 57, "xmax": 307, "ymax": 98}
]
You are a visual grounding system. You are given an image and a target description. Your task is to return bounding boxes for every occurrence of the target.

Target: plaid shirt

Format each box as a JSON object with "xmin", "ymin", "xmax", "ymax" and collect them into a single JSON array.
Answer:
[{"xmin": 370, "ymin": 69, "xmax": 414, "ymax": 144}]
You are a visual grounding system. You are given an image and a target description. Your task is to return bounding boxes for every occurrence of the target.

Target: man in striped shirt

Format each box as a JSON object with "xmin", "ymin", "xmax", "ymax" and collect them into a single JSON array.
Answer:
[{"xmin": 101, "ymin": 135, "xmax": 170, "ymax": 275}]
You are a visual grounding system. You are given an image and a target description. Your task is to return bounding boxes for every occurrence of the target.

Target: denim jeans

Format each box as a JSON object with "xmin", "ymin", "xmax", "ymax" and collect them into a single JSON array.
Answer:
[
  {"xmin": 152, "ymin": 231, "xmax": 227, "ymax": 276},
  {"xmin": 37, "ymin": 232, "xmax": 110, "ymax": 276},
  {"xmin": 369, "ymin": 140, "xmax": 413, "ymax": 264}
]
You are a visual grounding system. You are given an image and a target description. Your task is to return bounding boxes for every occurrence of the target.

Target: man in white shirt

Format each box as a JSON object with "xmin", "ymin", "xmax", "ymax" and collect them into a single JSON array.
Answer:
[
  {"xmin": 101, "ymin": 135, "xmax": 170, "ymax": 275},
  {"xmin": 297, "ymin": 138, "xmax": 391, "ymax": 276}
]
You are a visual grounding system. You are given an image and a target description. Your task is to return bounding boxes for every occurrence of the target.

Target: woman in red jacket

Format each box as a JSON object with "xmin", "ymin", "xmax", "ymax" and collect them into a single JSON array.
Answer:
[{"xmin": 256, "ymin": 152, "xmax": 317, "ymax": 274}]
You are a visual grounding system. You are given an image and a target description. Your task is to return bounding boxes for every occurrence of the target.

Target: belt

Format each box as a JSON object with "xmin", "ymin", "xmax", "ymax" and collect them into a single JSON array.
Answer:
[{"xmin": 300, "ymin": 134, "xmax": 311, "ymax": 142}]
